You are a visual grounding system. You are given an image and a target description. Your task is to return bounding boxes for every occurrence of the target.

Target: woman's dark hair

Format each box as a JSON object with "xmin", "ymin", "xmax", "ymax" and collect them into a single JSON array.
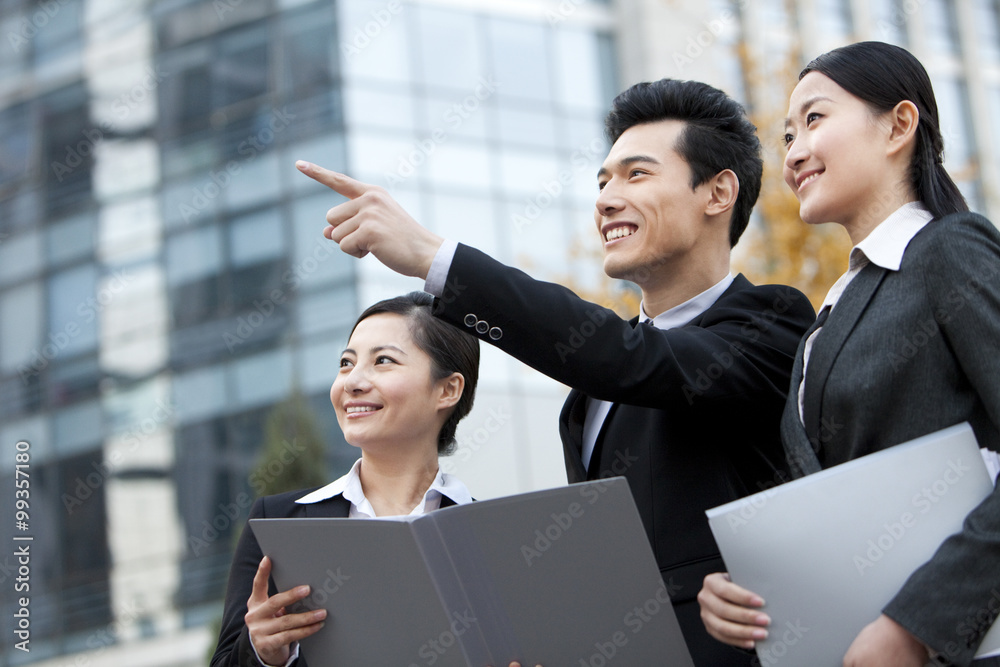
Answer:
[
  {"xmin": 350, "ymin": 292, "xmax": 479, "ymax": 455},
  {"xmin": 604, "ymin": 79, "xmax": 763, "ymax": 248},
  {"xmin": 800, "ymin": 41, "xmax": 968, "ymax": 219}
]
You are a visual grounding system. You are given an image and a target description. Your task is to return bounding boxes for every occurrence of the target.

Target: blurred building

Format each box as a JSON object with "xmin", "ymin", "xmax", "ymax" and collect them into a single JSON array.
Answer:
[{"xmin": 1, "ymin": 0, "xmax": 998, "ymax": 665}]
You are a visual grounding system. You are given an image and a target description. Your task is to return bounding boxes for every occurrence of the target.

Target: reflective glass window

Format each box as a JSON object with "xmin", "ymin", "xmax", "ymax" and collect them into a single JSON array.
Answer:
[
  {"xmin": 0, "ymin": 280, "xmax": 42, "ymax": 374},
  {"xmin": 976, "ymin": 0, "xmax": 1000, "ymax": 63},
  {"xmin": 496, "ymin": 106, "xmax": 558, "ymax": 150},
  {"xmin": 173, "ymin": 364, "xmax": 228, "ymax": 424},
  {"xmin": 48, "ymin": 264, "xmax": 98, "ymax": 357},
  {"xmin": 47, "ymin": 212, "xmax": 95, "ymax": 267},
  {"xmin": 166, "ymin": 225, "xmax": 223, "ymax": 286},
  {"xmin": 53, "ymin": 399, "xmax": 102, "ymax": 455},
  {"xmin": 488, "ymin": 18, "xmax": 552, "ymax": 104},
  {"xmin": 0, "ymin": 229, "xmax": 42, "ymax": 285},
  {"xmin": 415, "ymin": 6, "xmax": 482, "ymax": 91},
  {"xmin": 552, "ymin": 28, "xmax": 604, "ymax": 113},
  {"xmin": 291, "ymin": 192, "xmax": 356, "ymax": 288},
  {"xmin": 231, "ymin": 348, "xmax": 292, "ymax": 408},
  {"xmin": 338, "ymin": 0, "xmax": 412, "ymax": 85},
  {"xmin": 925, "ymin": 0, "xmax": 961, "ymax": 56},
  {"xmin": 298, "ymin": 284, "xmax": 357, "ymax": 338},
  {"xmin": 230, "ymin": 208, "xmax": 285, "ymax": 268},
  {"xmin": 214, "ymin": 25, "xmax": 270, "ymax": 110}
]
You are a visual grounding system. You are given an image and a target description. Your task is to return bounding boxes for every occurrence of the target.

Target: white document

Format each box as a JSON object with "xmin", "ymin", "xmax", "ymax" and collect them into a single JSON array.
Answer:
[{"xmin": 706, "ymin": 423, "xmax": 999, "ymax": 665}]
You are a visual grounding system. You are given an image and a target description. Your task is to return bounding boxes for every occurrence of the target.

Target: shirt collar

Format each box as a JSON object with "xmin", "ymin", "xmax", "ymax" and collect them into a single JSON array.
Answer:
[
  {"xmin": 852, "ymin": 201, "xmax": 933, "ymax": 272},
  {"xmin": 293, "ymin": 458, "xmax": 473, "ymax": 512},
  {"xmin": 639, "ymin": 273, "xmax": 735, "ymax": 329}
]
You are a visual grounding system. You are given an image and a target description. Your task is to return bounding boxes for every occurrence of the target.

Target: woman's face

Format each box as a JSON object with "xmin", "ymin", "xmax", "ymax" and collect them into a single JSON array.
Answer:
[
  {"xmin": 332, "ymin": 313, "xmax": 457, "ymax": 452},
  {"xmin": 783, "ymin": 72, "xmax": 894, "ymax": 230}
]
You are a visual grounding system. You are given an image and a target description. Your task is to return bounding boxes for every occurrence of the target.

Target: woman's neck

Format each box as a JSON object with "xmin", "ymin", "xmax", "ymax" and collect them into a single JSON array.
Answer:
[
  {"xmin": 842, "ymin": 182, "xmax": 919, "ymax": 246},
  {"xmin": 358, "ymin": 446, "xmax": 440, "ymax": 517}
]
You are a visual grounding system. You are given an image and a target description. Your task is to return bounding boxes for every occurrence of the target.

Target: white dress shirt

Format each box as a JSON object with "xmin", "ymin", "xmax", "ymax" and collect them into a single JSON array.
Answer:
[
  {"xmin": 254, "ymin": 458, "xmax": 472, "ymax": 666},
  {"xmin": 798, "ymin": 201, "xmax": 933, "ymax": 421}
]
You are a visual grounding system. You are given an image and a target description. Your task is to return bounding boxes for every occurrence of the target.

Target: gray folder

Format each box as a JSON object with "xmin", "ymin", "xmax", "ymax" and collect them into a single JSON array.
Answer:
[
  {"xmin": 251, "ymin": 477, "xmax": 694, "ymax": 667},
  {"xmin": 706, "ymin": 423, "xmax": 1000, "ymax": 665}
]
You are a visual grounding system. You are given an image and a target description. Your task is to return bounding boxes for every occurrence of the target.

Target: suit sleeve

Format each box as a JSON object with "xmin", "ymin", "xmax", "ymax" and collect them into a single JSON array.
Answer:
[
  {"xmin": 211, "ymin": 498, "xmax": 283, "ymax": 667},
  {"xmin": 883, "ymin": 215, "xmax": 1000, "ymax": 666},
  {"xmin": 434, "ymin": 244, "xmax": 815, "ymax": 409}
]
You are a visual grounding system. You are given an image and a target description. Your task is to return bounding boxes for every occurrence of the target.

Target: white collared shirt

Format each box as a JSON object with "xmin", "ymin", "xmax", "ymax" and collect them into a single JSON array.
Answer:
[
  {"xmin": 255, "ymin": 458, "xmax": 472, "ymax": 667},
  {"xmin": 294, "ymin": 457, "xmax": 474, "ymax": 516},
  {"xmin": 798, "ymin": 202, "xmax": 934, "ymax": 421},
  {"xmin": 581, "ymin": 273, "xmax": 736, "ymax": 468}
]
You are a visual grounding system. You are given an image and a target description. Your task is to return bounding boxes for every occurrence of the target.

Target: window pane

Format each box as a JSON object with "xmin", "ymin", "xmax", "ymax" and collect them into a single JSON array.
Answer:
[
  {"xmin": 552, "ymin": 28, "xmax": 604, "ymax": 113},
  {"xmin": 166, "ymin": 225, "xmax": 223, "ymax": 285},
  {"xmin": 0, "ymin": 229, "xmax": 42, "ymax": 285},
  {"xmin": 975, "ymin": 0, "xmax": 1000, "ymax": 63},
  {"xmin": 339, "ymin": 0, "xmax": 412, "ymax": 85},
  {"xmin": 230, "ymin": 208, "xmax": 285, "ymax": 268},
  {"xmin": 173, "ymin": 364, "xmax": 228, "ymax": 424},
  {"xmin": 49, "ymin": 264, "xmax": 99, "ymax": 357},
  {"xmin": 925, "ymin": 0, "xmax": 961, "ymax": 56},
  {"xmin": 231, "ymin": 348, "xmax": 292, "ymax": 408},
  {"xmin": 0, "ymin": 280, "xmax": 42, "ymax": 374},
  {"xmin": 489, "ymin": 18, "xmax": 552, "ymax": 103},
  {"xmin": 415, "ymin": 6, "xmax": 482, "ymax": 91}
]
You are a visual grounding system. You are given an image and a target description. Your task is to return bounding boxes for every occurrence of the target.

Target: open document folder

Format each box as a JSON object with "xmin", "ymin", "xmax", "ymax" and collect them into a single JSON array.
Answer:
[
  {"xmin": 251, "ymin": 477, "xmax": 694, "ymax": 667},
  {"xmin": 706, "ymin": 423, "xmax": 1000, "ymax": 666}
]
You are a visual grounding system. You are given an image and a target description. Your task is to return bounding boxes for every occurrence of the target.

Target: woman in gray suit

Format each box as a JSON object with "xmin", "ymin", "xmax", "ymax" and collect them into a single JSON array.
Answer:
[{"xmin": 698, "ymin": 41, "xmax": 1000, "ymax": 667}]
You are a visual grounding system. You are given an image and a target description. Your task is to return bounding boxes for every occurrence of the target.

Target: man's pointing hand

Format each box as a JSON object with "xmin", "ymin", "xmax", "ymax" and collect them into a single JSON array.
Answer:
[{"xmin": 296, "ymin": 160, "xmax": 443, "ymax": 279}]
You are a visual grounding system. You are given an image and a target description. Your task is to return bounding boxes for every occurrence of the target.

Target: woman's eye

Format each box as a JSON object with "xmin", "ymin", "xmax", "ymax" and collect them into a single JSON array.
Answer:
[
  {"xmin": 339, "ymin": 358, "xmax": 353, "ymax": 368},
  {"xmin": 783, "ymin": 133, "xmax": 794, "ymax": 147},
  {"xmin": 806, "ymin": 112, "xmax": 821, "ymax": 124},
  {"xmin": 375, "ymin": 355, "xmax": 396, "ymax": 365}
]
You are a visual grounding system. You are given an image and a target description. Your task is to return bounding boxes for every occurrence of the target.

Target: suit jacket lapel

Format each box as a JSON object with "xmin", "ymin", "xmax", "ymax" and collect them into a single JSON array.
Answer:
[
  {"xmin": 781, "ymin": 332, "xmax": 821, "ymax": 477},
  {"xmin": 587, "ymin": 402, "xmax": 621, "ymax": 480},
  {"xmin": 302, "ymin": 494, "xmax": 351, "ymax": 518},
  {"xmin": 801, "ymin": 262, "xmax": 888, "ymax": 451},
  {"xmin": 560, "ymin": 389, "xmax": 589, "ymax": 482}
]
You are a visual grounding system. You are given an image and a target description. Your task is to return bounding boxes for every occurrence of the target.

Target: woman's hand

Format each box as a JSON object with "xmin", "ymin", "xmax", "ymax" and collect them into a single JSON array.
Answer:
[
  {"xmin": 842, "ymin": 614, "xmax": 928, "ymax": 667},
  {"xmin": 697, "ymin": 572, "xmax": 770, "ymax": 649},
  {"xmin": 245, "ymin": 556, "xmax": 327, "ymax": 666}
]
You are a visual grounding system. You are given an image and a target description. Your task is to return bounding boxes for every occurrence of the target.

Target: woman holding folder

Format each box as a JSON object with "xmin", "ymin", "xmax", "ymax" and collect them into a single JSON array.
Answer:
[
  {"xmin": 211, "ymin": 292, "xmax": 494, "ymax": 667},
  {"xmin": 698, "ymin": 41, "xmax": 1000, "ymax": 666}
]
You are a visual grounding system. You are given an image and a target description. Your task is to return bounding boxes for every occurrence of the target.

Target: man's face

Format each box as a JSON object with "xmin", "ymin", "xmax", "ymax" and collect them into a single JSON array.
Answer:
[{"xmin": 594, "ymin": 120, "xmax": 714, "ymax": 286}]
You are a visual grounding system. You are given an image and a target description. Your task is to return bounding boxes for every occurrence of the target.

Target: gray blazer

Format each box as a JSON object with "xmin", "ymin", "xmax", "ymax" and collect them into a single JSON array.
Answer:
[{"xmin": 782, "ymin": 212, "xmax": 1000, "ymax": 667}]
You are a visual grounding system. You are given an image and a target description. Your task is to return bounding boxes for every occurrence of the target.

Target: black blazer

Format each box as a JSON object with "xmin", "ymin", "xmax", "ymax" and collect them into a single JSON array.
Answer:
[
  {"xmin": 433, "ymin": 244, "xmax": 815, "ymax": 665},
  {"xmin": 782, "ymin": 213, "xmax": 1000, "ymax": 667},
  {"xmin": 211, "ymin": 487, "xmax": 458, "ymax": 666}
]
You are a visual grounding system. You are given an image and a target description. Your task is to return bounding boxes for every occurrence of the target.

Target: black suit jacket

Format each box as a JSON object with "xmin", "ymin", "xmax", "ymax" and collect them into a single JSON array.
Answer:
[
  {"xmin": 211, "ymin": 487, "xmax": 458, "ymax": 667},
  {"xmin": 433, "ymin": 244, "xmax": 815, "ymax": 665},
  {"xmin": 782, "ymin": 213, "xmax": 1000, "ymax": 667}
]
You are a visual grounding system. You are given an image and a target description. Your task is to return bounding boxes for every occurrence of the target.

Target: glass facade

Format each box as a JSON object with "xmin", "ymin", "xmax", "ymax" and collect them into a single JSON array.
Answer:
[{"xmin": 0, "ymin": 0, "xmax": 614, "ymax": 663}]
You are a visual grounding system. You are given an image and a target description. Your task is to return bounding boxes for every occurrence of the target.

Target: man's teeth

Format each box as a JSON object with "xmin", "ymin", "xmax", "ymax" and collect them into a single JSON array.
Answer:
[
  {"xmin": 346, "ymin": 406, "xmax": 379, "ymax": 413},
  {"xmin": 606, "ymin": 227, "xmax": 635, "ymax": 241}
]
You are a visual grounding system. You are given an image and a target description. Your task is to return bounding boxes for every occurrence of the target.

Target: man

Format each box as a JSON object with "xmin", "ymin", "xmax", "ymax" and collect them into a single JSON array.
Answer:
[{"xmin": 297, "ymin": 79, "xmax": 815, "ymax": 664}]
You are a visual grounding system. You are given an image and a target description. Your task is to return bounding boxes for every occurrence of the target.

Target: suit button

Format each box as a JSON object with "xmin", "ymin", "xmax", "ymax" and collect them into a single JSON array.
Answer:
[
  {"xmin": 464, "ymin": 314, "xmax": 477, "ymax": 328},
  {"xmin": 475, "ymin": 320, "xmax": 489, "ymax": 335},
  {"xmin": 489, "ymin": 327, "xmax": 502, "ymax": 340}
]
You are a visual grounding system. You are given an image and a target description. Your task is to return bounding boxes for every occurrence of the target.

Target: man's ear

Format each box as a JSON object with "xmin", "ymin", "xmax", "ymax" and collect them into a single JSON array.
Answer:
[
  {"xmin": 437, "ymin": 373, "xmax": 465, "ymax": 411},
  {"xmin": 705, "ymin": 169, "xmax": 739, "ymax": 218},
  {"xmin": 886, "ymin": 100, "xmax": 919, "ymax": 158}
]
